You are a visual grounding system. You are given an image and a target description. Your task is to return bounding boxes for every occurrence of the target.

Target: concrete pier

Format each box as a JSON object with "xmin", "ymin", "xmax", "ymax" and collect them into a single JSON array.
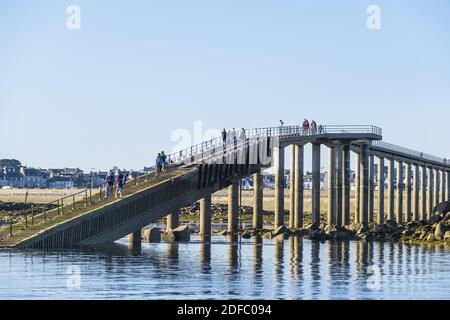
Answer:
[
  {"xmin": 360, "ymin": 145, "xmax": 369, "ymax": 227},
  {"xmin": 368, "ymin": 154, "xmax": 375, "ymax": 223},
  {"xmin": 343, "ymin": 145, "xmax": 351, "ymax": 226},
  {"xmin": 396, "ymin": 161, "xmax": 404, "ymax": 224},
  {"xmin": 166, "ymin": 210, "xmax": 180, "ymax": 232},
  {"xmin": 200, "ymin": 194, "xmax": 212, "ymax": 239},
  {"xmin": 405, "ymin": 163, "xmax": 412, "ymax": 222},
  {"xmin": 252, "ymin": 172, "xmax": 263, "ymax": 229},
  {"xmin": 336, "ymin": 144, "xmax": 343, "ymax": 226},
  {"xmin": 289, "ymin": 147, "xmax": 295, "ymax": 229},
  {"xmin": 413, "ymin": 164, "xmax": 420, "ymax": 222},
  {"xmin": 434, "ymin": 169, "xmax": 440, "ymax": 208},
  {"xmin": 294, "ymin": 144, "xmax": 304, "ymax": 228},
  {"xmin": 377, "ymin": 157, "xmax": 385, "ymax": 224},
  {"xmin": 427, "ymin": 167, "xmax": 434, "ymax": 219},
  {"xmin": 354, "ymin": 154, "xmax": 361, "ymax": 224},
  {"xmin": 273, "ymin": 145, "xmax": 285, "ymax": 227},
  {"xmin": 441, "ymin": 170, "xmax": 446, "ymax": 202},
  {"xmin": 421, "ymin": 166, "xmax": 427, "ymax": 221},
  {"xmin": 327, "ymin": 146, "xmax": 336, "ymax": 225},
  {"xmin": 388, "ymin": 159, "xmax": 395, "ymax": 221},
  {"xmin": 312, "ymin": 143, "xmax": 321, "ymax": 227},
  {"xmin": 128, "ymin": 230, "xmax": 141, "ymax": 250},
  {"xmin": 228, "ymin": 182, "xmax": 239, "ymax": 234}
]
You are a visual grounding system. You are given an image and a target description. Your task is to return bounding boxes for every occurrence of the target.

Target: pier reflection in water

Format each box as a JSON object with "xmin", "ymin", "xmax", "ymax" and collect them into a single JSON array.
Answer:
[{"xmin": 1, "ymin": 236, "xmax": 450, "ymax": 299}]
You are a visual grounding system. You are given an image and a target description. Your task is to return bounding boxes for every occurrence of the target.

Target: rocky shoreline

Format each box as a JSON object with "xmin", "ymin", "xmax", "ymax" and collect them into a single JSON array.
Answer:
[{"xmin": 152, "ymin": 202, "xmax": 450, "ymax": 245}]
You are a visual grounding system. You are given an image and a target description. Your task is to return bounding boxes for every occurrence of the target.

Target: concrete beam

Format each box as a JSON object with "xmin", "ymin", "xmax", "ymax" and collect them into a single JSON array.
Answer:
[
  {"xmin": 377, "ymin": 157, "xmax": 385, "ymax": 225},
  {"xmin": 427, "ymin": 167, "xmax": 434, "ymax": 220},
  {"xmin": 166, "ymin": 209, "xmax": 180, "ymax": 233},
  {"xmin": 274, "ymin": 145, "xmax": 285, "ymax": 227},
  {"xmin": 128, "ymin": 229, "xmax": 142, "ymax": 250},
  {"xmin": 412, "ymin": 164, "xmax": 420, "ymax": 222},
  {"xmin": 354, "ymin": 153, "xmax": 361, "ymax": 224},
  {"xmin": 405, "ymin": 163, "xmax": 412, "ymax": 222},
  {"xmin": 312, "ymin": 143, "xmax": 321, "ymax": 227},
  {"xmin": 369, "ymin": 154, "xmax": 375, "ymax": 223},
  {"xmin": 328, "ymin": 145, "xmax": 336, "ymax": 225},
  {"xmin": 336, "ymin": 144, "xmax": 343, "ymax": 227},
  {"xmin": 289, "ymin": 147, "xmax": 295, "ymax": 229},
  {"xmin": 396, "ymin": 160, "xmax": 404, "ymax": 224},
  {"xmin": 228, "ymin": 181, "xmax": 239, "ymax": 233},
  {"xmin": 294, "ymin": 144, "xmax": 304, "ymax": 228},
  {"xmin": 252, "ymin": 172, "xmax": 263, "ymax": 229},
  {"xmin": 360, "ymin": 144, "xmax": 369, "ymax": 227},
  {"xmin": 388, "ymin": 159, "xmax": 395, "ymax": 221},
  {"xmin": 343, "ymin": 145, "xmax": 351, "ymax": 226},
  {"xmin": 421, "ymin": 166, "xmax": 427, "ymax": 221},
  {"xmin": 200, "ymin": 194, "xmax": 212, "ymax": 239}
]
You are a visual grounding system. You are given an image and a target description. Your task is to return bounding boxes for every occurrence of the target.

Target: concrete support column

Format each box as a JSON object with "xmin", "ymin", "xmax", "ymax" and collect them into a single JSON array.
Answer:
[
  {"xmin": 228, "ymin": 181, "xmax": 239, "ymax": 233},
  {"xmin": 441, "ymin": 170, "xmax": 446, "ymax": 203},
  {"xmin": 396, "ymin": 161, "xmax": 404, "ymax": 224},
  {"xmin": 434, "ymin": 169, "xmax": 440, "ymax": 208},
  {"xmin": 336, "ymin": 144, "xmax": 343, "ymax": 227},
  {"xmin": 405, "ymin": 163, "xmax": 412, "ymax": 222},
  {"xmin": 289, "ymin": 147, "xmax": 295, "ymax": 229},
  {"xmin": 377, "ymin": 157, "xmax": 385, "ymax": 225},
  {"xmin": 312, "ymin": 143, "xmax": 321, "ymax": 227},
  {"xmin": 447, "ymin": 171, "xmax": 450, "ymax": 202},
  {"xmin": 166, "ymin": 210, "xmax": 180, "ymax": 233},
  {"xmin": 360, "ymin": 145, "xmax": 370, "ymax": 227},
  {"xmin": 252, "ymin": 172, "xmax": 263, "ymax": 229},
  {"xmin": 368, "ymin": 154, "xmax": 375, "ymax": 223},
  {"xmin": 327, "ymin": 145, "xmax": 336, "ymax": 226},
  {"xmin": 388, "ymin": 159, "xmax": 395, "ymax": 221},
  {"xmin": 200, "ymin": 194, "xmax": 212, "ymax": 238},
  {"xmin": 354, "ymin": 153, "xmax": 361, "ymax": 224},
  {"xmin": 412, "ymin": 164, "xmax": 420, "ymax": 222},
  {"xmin": 274, "ymin": 145, "xmax": 285, "ymax": 227},
  {"xmin": 427, "ymin": 167, "xmax": 434, "ymax": 220},
  {"xmin": 343, "ymin": 145, "xmax": 351, "ymax": 226},
  {"xmin": 294, "ymin": 145, "xmax": 304, "ymax": 228},
  {"xmin": 420, "ymin": 166, "xmax": 427, "ymax": 221},
  {"xmin": 128, "ymin": 230, "xmax": 141, "ymax": 250}
]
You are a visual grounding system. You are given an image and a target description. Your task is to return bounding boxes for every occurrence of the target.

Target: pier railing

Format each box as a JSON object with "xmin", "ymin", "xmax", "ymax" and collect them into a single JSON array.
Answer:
[{"xmin": 372, "ymin": 141, "xmax": 449, "ymax": 166}]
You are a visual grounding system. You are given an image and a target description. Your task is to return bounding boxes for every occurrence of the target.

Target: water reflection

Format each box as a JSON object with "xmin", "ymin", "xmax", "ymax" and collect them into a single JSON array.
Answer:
[{"xmin": 1, "ymin": 238, "xmax": 450, "ymax": 299}]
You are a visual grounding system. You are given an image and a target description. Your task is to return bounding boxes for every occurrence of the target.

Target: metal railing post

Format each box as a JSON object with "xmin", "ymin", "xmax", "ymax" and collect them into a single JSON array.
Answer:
[
  {"xmin": 73, "ymin": 195, "xmax": 76, "ymax": 211},
  {"xmin": 61, "ymin": 198, "xmax": 64, "ymax": 215},
  {"xmin": 25, "ymin": 213, "xmax": 28, "ymax": 229},
  {"xmin": 9, "ymin": 219, "xmax": 13, "ymax": 237},
  {"xmin": 31, "ymin": 204, "xmax": 35, "ymax": 225}
]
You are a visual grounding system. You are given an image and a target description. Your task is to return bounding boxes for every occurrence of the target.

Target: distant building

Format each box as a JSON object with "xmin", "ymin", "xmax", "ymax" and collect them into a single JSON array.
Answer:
[
  {"xmin": 47, "ymin": 177, "xmax": 74, "ymax": 189},
  {"xmin": 19, "ymin": 167, "xmax": 46, "ymax": 188}
]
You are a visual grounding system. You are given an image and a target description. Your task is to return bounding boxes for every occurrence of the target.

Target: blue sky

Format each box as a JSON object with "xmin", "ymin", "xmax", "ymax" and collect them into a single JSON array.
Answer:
[{"xmin": 1, "ymin": 0, "xmax": 449, "ymax": 172}]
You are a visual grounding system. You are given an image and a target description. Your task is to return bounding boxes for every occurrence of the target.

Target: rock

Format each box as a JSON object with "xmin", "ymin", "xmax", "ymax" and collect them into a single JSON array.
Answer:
[
  {"xmin": 402, "ymin": 228, "xmax": 415, "ymax": 237},
  {"xmin": 386, "ymin": 220, "xmax": 398, "ymax": 232},
  {"xmin": 427, "ymin": 234, "xmax": 435, "ymax": 241},
  {"xmin": 272, "ymin": 225, "xmax": 288, "ymax": 238},
  {"xmin": 444, "ymin": 231, "xmax": 450, "ymax": 241},
  {"xmin": 373, "ymin": 224, "xmax": 388, "ymax": 235},
  {"xmin": 443, "ymin": 213, "xmax": 450, "ymax": 222},
  {"xmin": 428, "ymin": 215, "xmax": 442, "ymax": 225},
  {"xmin": 142, "ymin": 227, "xmax": 161, "ymax": 243},
  {"xmin": 173, "ymin": 224, "xmax": 190, "ymax": 241},
  {"xmin": 218, "ymin": 230, "xmax": 228, "ymax": 236},
  {"xmin": 241, "ymin": 231, "xmax": 252, "ymax": 239},
  {"xmin": 434, "ymin": 222, "xmax": 446, "ymax": 239}
]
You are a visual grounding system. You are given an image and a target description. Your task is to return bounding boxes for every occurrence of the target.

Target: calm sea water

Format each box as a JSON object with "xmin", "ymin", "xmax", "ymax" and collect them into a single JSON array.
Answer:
[{"xmin": 1, "ymin": 233, "xmax": 450, "ymax": 300}]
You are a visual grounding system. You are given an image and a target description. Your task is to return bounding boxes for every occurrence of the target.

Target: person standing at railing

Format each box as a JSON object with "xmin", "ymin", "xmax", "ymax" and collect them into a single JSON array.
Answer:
[
  {"xmin": 222, "ymin": 128, "xmax": 227, "ymax": 149},
  {"xmin": 161, "ymin": 151, "xmax": 167, "ymax": 172},
  {"xmin": 105, "ymin": 170, "xmax": 114, "ymax": 199},
  {"xmin": 115, "ymin": 169, "xmax": 124, "ymax": 199},
  {"xmin": 318, "ymin": 124, "xmax": 324, "ymax": 134},
  {"xmin": 232, "ymin": 128, "xmax": 237, "ymax": 149},
  {"xmin": 156, "ymin": 153, "xmax": 162, "ymax": 176},
  {"xmin": 302, "ymin": 119, "xmax": 310, "ymax": 135},
  {"xmin": 240, "ymin": 128, "xmax": 246, "ymax": 145}
]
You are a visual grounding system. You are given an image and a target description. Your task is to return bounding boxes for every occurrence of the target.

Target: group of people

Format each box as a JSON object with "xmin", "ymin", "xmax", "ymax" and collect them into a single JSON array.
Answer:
[
  {"xmin": 105, "ymin": 169, "xmax": 128, "ymax": 199},
  {"xmin": 155, "ymin": 151, "xmax": 167, "ymax": 176},
  {"xmin": 221, "ymin": 128, "xmax": 247, "ymax": 148},
  {"xmin": 302, "ymin": 119, "xmax": 323, "ymax": 135}
]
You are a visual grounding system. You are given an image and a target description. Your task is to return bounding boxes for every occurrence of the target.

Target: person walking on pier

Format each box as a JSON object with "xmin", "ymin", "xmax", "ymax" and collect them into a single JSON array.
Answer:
[
  {"xmin": 232, "ymin": 128, "xmax": 237, "ymax": 148},
  {"xmin": 302, "ymin": 119, "xmax": 310, "ymax": 135},
  {"xmin": 311, "ymin": 120, "xmax": 317, "ymax": 134}
]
